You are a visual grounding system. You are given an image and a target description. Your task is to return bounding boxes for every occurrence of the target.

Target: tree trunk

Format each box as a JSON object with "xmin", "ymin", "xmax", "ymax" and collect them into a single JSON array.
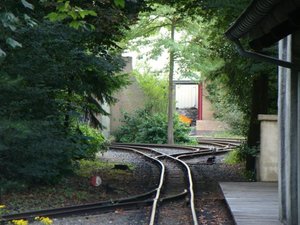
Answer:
[
  {"xmin": 246, "ymin": 73, "xmax": 269, "ymax": 171},
  {"xmin": 167, "ymin": 20, "xmax": 175, "ymax": 144},
  {"xmin": 64, "ymin": 89, "xmax": 72, "ymax": 130}
]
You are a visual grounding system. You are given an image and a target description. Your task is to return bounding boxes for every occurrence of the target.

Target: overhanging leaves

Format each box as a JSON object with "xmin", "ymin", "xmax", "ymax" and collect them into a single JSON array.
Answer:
[
  {"xmin": 6, "ymin": 38, "xmax": 22, "ymax": 48},
  {"xmin": 21, "ymin": 0, "xmax": 34, "ymax": 10},
  {"xmin": 114, "ymin": 0, "xmax": 125, "ymax": 8}
]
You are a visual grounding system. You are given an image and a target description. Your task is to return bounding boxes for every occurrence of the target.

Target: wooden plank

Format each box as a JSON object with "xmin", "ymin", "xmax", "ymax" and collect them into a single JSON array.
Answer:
[{"xmin": 220, "ymin": 182, "xmax": 283, "ymax": 225}]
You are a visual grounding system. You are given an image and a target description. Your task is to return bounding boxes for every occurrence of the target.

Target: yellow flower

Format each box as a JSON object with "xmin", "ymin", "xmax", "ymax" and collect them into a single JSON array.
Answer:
[
  {"xmin": 11, "ymin": 219, "xmax": 28, "ymax": 225},
  {"xmin": 0, "ymin": 205, "xmax": 5, "ymax": 209},
  {"xmin": 36, "ymin": 216, "xmax": 53, "ymax": 225}
]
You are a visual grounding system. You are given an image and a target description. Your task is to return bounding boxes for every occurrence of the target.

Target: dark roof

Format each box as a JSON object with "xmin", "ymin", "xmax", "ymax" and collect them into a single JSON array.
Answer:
[{"xmin": 225, "ymin": 0, "xmax": 300, "ymax": 50}]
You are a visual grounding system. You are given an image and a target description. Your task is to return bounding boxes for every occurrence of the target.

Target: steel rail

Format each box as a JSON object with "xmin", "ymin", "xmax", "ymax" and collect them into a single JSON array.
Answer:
[
  {"xmin": 2, "ymin": 142, "xmax": 236, "ymax": 224},
  {"xmin": 1, "ymin": 147, "xmax": 163, "ymax": 223},
  {"xmin": 177, "ymin": 149, "xmax": 232, "ymax": 160},
  {"xmin": 131, "ymin": 146, "xmax": 198, "ymax": 225},
  {"xmin": 172, "ymin": 155, "xmax": 199, "ymax": 225},
  {"xmin": 1, "ymin": 189, "xmax": 157, "ymax": 221},
  {"xmin": 112, "ymin": 142, "xmax": 199, "ymax": 152},
  {"xmin": 110, "ymin": 145, "xmax": 166, "ymax": 225},
  {"xmin": 112, "ymin": 145, "xmax": 199, "ymax": 225},
  {"xmin": 1, "ymin": 200, "xmax": 154, "ymax": 222}
]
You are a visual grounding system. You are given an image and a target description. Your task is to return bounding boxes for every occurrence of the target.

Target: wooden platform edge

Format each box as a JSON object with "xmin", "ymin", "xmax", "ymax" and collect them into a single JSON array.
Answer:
[{"xmin": 218, "ymin": 182, "xmax": 238, "ymax": 225}]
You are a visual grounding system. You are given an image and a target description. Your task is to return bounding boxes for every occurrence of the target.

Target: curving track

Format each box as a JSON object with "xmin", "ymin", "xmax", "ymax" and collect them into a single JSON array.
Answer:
[{"xmin": 1, "ymin": 138, "xmax": 241, "ymax": 225}]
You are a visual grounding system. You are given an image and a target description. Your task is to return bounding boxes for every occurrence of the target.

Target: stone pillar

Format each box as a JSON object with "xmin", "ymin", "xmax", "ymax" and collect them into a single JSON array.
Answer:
[
  {"xmin": 278, "ymin": 32, "xmax": 300, "ymax": 225},
  {"xmin": 257, "ymin": 114, "xmax": 278, "ymax": 181}
]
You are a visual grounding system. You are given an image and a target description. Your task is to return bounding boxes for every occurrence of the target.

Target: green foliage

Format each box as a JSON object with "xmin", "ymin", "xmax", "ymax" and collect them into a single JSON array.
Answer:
[
  {"xmin": 237, "ymin": 143, "xmax": 259, "ymax": 161},
  {"xmin": 0, "ymin": 0, "xmax": 144, "ymax": 192},
  {"xmin": 224, "ymin": 150, "xmax": 242, "ymax": 164},
  {"xmin": 0, "ymin": 120, "xmax": 77, "ymax": 184},
  {"xmin": 75, "ymin": 160, "xmax": 115, "ymax": 177},
  {"xmin": 0, "ymin": 0, "xmax": 145, "ymax": 60},
  {"xmin": 78, "ymin": 124, "xmax": 109, "ymax": 159},
  {"xmin": 224, "ymin": 143, "xmax": 258, "ymax": 166},
  {"xmin": 0, "ymin": 22, "xmax": 127, "ymax": 127},
  {"xmin": 153, "ymin": 0, "xmax": 278, "ymax": 140},
  {"xmin": 0, "ymin": 22, "xmax": 127, "ymax": 185},
  {"xmin": 133, "ymin": 71, "xmax": 168, "ymax": 113},
  {"xmin": 46, "ymin": 0, "xmax": 98, "ymax": 30},
  {"xmin": 75, "ymin": 160, "xmax": 134, "ymax": 180},
  {"xmin": 0, "ymin": 0, "xmax": 37, "ymax": 58},
  {"xmin": 126, "ymin": 4, "xmax": 222, "ymax": 80},
  {"xmin": 243, "ymin": 170, "xmax": 256, "ymax": 181},
  {"xmin": 114, "ymin": 0, "xmax": 125, "ymax": 8},
  {"xmin": 225, "ymin": 144, "xmax": 258, "ymax": 168},
  {"xmin": 0, "ymin": 179, "xmax": 28, "ymax": 196},
  {"xmin": 114, "ymin": 108, "xmax": 193, "ymax": 144},
  {"xmin": 206, "ymin": 81, "xmax": 248, "ymax": 135}
]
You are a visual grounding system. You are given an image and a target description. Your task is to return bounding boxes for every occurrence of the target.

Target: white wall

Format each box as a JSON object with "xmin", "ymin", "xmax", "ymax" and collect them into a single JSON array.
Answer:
[{"xmin": 175, "ymin": 85, "xmax": 198, "ymax": 108}]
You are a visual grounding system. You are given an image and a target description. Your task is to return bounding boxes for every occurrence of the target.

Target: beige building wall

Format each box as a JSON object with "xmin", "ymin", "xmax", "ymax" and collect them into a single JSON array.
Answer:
[
  {"xmin": 196, "ymin": 82, "xmax": 228, "ymax": 131},
  {"xmin": 202, "ymin": 82, "xmax": 214, "ymax": 120},
  {"xmin": 109, "ymin": 57, "xmax": 145, "ymax": 134},
  {"xmin": 256, "ymin": 114, "xmax": 278, "ymax": 181}
]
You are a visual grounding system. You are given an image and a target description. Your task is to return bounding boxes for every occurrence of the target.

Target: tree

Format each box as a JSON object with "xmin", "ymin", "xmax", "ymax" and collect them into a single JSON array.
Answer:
[
  {"xmin": 0, "ymin": 0, "xmax": 147, "ymax": 186},
  {"xmin": 133, "ymin": 70, "xmax": 168, "ymax": 114},
  {"xmin": 0, "ymin": 22, "xmax": 128, "ymax": 184},
  {"xmin": 0, "ymin": 0, "xmax": 36, "ymax": 57},
  {"xmin": 125, "ymin": 4, "xmax": 222, "ymax": 144},
  {"xmin": 0, "ymin": 0, "xmax": 141, "ymax": 59},
  {"xmin": 157, "ymin": 0, "xmax": 278, "ymax": 172}
]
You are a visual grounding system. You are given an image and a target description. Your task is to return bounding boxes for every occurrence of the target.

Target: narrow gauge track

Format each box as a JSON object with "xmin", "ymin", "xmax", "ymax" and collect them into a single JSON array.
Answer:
[
  {"xmin": 1, "ymin": 139, "xmax": 241, "ymax": 225},
  {"xmin": 198, "ymin": 138, "xmax": 244, "ymax": 148},
  {"xmin": 111, "ymin": 145, "xmax": 198, "ymax": 225},
  {"xmin": 0, "ymin": 147, "xmax": 162, "ymax": 224}
]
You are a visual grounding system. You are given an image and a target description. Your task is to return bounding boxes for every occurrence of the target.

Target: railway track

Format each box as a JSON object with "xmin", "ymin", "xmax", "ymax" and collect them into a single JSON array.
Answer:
[
  {"xmin": 111, "ymin": 145, "xmax": 197, "ymax": 225},
  {"xmin": 1, "ymin": 138, "xmax": 241, "ymax": 225}
]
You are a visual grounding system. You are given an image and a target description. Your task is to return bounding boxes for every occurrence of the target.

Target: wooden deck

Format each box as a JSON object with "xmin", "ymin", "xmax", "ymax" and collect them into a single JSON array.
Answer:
[{"xmin": 220, "ymin": 182, "xmax": 282, "ymax": 225}]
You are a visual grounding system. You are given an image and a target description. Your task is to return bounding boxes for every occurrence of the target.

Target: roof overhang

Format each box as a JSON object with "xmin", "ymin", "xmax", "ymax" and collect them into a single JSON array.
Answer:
[{"xmin": 225, "ymin": 0, "xmax": 300, "ymax": 51}]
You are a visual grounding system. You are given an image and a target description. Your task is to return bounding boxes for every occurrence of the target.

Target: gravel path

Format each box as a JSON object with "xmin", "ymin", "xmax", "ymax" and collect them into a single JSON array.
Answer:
[
  {"xmin": 49, "ymin": 208, "xmax": 150, "ymax": 225},
  {"xmin": 101, "ymin": 149, "xmax": 160, "ymax": 194},
  {"xmin": 187, "ymin": 154, "xmax": 247, "ymax": 225}
]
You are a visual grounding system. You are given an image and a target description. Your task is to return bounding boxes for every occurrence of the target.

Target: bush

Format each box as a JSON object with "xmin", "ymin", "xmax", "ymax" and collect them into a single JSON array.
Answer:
[
  {"xmin": 0, "ymin": 22, "xmax": 125, "ymax": 187},
  {"xmin": 114, "ymin": 108, "xmax": 193, "ymax": 144},
  {"xmin": 224, "ymin": 150, "xmax": 241, "ymax": 164},
  {"xmin": 77, "ymin": 123, "xmax": 109, "ymax": 159},
  {"xmin": 0, "ymin": 120, "xmax": 109, "ymax": 187},
  {"xmin": 0, "ymin": 120, "xmax": 77, "ymax": 185},
  {"xmin": 237, "ymin": 143, "xmax": 259, "ymax": 161},
  {"xmin": 224, "ymin": 143, "xmax": 258, "ymax": 165}
]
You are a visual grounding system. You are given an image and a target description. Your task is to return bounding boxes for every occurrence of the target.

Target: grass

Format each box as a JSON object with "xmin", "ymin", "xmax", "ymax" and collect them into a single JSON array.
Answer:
[
  {"xmin": 75, "ymin": 159, "xmax": 133, "ymax": 177},
  {"xmin": 1, "ymin": 159, "xmax": 135, "ymax": 214},
  {"xmin": 224, "ymin": 150, "xmax": 241, "ymax": 165},
  {"xmin": 224, "ymin": 149, "xmax": 257, "ymax": 181},
  {"xmin": 196, "ymin": 130, "xmax": 245, "ymax": 139}
]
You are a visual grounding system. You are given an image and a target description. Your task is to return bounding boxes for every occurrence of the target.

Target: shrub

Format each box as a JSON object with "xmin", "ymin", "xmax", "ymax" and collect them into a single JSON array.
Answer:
[
  {"xmin": 224, "ymin": 150, "xmax": 241, "ymax": 164},
  {"xmin": 77, "ymin": 123, "xmax": 109, "ymax": 159},
  {"xmin": 0, "ymin": 120, "xmax": 77, "ymax": 185},
  {"xmin": 134, "ymin": 71, "xmax": 168, "ymax": 114},
  {"xmin": 0, "ymin": 22, "xmax": 125, "ymax": 187},
  {"xmin": 114, "ymin": 108, "xmax": 193, "ymax": 144},
  {"xmin": 224, "ymin": 143, "xmax": 258, "ymax": 165},
  {"xmin": 237, "ymin": 143, "xmax": 259, "ymax": 161}
]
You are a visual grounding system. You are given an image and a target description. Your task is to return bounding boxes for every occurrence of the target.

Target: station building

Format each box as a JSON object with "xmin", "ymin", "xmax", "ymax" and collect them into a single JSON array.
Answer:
[{"xmin": 225, "ymin": 0, "xmax": 300, "ymax": 224}]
